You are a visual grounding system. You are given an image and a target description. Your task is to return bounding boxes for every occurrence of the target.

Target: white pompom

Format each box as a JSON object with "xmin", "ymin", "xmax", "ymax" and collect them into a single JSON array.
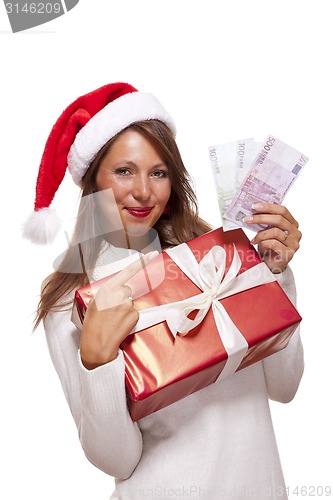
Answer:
[{"xmin": 22, "ymin": 208, "xmax": 61, "ymax": 245}]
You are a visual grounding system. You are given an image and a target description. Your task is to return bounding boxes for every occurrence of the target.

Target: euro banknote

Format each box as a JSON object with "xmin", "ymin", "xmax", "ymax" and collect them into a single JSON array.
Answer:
[
  {"xmin": 209, "ymin": 135, "xmax": 309, "ymax": 232},
  {"xmin": 224, "ymin": 135, "xmax": 308, "ymax": 231},
  {"xmin": 208, "ymin": 139, "xmax": 261, "ymax": 230}
]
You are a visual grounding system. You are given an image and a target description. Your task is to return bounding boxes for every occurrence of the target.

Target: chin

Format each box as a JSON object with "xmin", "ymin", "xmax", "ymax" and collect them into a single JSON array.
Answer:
[{"xmin": 125, "ymin": 224, "xmax": 152, "ymax": 238}]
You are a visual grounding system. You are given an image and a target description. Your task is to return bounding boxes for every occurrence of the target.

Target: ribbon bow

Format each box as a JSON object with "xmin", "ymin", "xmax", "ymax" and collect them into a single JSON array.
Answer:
[{"xmin": 132, "ymin": 243, "xmax": 276, "ymax": 380}]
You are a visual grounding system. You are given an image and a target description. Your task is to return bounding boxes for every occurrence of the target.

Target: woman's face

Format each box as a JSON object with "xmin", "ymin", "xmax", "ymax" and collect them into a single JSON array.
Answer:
[{"xmin": 95, "ymin": 129, "xmax": 171, "ymax": 236}]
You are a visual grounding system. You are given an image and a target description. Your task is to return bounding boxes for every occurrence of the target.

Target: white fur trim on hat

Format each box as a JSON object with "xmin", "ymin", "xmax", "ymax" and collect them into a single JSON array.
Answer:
[
  {"xmin": 22, "ymin": 207, "xmax": 61, "ymax": 245},
  {"xmin": 68, "ymin": 92, "xmax": 176, "ymax": 185}
]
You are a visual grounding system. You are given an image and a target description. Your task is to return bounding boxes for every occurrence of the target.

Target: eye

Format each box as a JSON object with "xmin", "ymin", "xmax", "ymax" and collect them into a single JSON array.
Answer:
[
  {"xmin": 115, "ymin": 167, "xmax": 131, "ymax": 176},
  {"xmin": 151, "ymin": 170, "xmax": 168, "ymax": 178}
]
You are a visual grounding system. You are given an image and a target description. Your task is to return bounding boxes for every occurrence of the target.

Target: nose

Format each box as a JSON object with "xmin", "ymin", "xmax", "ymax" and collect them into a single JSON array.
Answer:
[{"xmin": 132, "ymin": 174, "xmax": 151, "ymax": 201}]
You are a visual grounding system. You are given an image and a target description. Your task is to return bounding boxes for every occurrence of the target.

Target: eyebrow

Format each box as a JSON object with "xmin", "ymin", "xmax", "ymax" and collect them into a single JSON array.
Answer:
[{"xmin": 112, "ymin": 161, "xmax": 168, "ymax": 169}]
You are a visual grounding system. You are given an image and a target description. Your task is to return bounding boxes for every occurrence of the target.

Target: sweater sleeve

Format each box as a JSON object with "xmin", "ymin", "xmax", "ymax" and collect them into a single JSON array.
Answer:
[
  {"xmin": 263, "ymin": 266, "xmax": 304, "ymax": 403},
  {"xmin": 44, "ymin": 305, "xmax": 143, "ymax": 479}
]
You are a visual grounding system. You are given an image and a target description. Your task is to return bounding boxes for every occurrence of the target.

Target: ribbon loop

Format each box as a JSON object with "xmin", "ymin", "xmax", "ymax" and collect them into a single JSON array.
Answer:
[{"xmin": 131, "ymin": 242, "xmax": 277, "ymax": 380}]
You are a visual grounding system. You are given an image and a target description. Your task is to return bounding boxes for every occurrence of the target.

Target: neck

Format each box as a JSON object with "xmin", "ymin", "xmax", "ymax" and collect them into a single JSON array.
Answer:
[{"xmin": 104, "ymin": 228, "xmax": 161, "ymax": 254}]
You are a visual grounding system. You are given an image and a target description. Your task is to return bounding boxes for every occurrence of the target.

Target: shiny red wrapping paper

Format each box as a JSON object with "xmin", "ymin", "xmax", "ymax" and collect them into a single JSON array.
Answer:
[{"xmin": 72, "ymin": 228, "xmax": 301, "ymax": 421}]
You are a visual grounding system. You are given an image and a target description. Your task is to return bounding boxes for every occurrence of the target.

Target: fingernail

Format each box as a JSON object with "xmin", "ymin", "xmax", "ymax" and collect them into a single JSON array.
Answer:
[
  {"xmin": 243, "ymin": 215, "xmax": 253, "ymax": 223},
  {"xmin": 146, "ymin": 250, "xmax": 159, "ymax": 260},
  {"xmin": 252, "ymin": 203, "xmax": 264, "ymax": 210}
]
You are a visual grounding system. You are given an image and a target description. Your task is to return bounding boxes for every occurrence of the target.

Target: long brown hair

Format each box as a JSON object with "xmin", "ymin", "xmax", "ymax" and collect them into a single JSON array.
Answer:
[{"xmin": 34, "ymin": 120, "xmax": 211, "ymax": 329}]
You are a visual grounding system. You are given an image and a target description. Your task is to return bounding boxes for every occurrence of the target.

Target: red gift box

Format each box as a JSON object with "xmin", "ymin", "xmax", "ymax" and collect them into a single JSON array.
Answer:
[{"xmin": 72, "ymin": 228, "xmax": 301, "ymax": 421}]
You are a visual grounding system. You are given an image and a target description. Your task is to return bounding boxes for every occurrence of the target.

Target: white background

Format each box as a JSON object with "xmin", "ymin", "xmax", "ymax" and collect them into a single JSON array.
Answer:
[{"xmin": 1, "ymin": 0, "xmax": 332, "ymax": 498}]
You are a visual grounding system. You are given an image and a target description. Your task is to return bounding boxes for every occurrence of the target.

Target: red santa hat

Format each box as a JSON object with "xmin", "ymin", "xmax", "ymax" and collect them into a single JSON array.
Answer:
[{"xmin": 22, "ymin": 82, "xmax": 176, "ymax": 244}]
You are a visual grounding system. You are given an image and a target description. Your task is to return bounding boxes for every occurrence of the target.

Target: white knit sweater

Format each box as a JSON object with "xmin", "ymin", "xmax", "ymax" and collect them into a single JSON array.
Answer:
[{"xmin": 44, "ymin": 245, "xmax": 304, "ymax": 500}]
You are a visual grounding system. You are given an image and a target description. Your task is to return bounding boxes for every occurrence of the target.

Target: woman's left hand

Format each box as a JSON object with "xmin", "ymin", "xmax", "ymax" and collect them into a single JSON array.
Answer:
[{"xmin": 243, "ymin": 203, "xmax": 302, "ymax": 274}]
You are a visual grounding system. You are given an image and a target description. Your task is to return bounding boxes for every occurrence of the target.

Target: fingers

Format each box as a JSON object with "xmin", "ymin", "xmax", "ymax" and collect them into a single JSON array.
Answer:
[
  {"xmin": 256, "ymin": 238, "xmax": 297, "ymax": 263},
  {"xmin": 81, "ymin": 293, "xmax": 140, "ymax": 369},
  {"xmin": 244, "ymin": 202, "xmax": 299, "ymax": 229},
  {"xmin": 252, "ymin": 202, "xmax": 298, "ymax": 226},
  {"xmin": 91, "ymin": 251, "xmax": 159, "ymax": 311},
  {"xmin": 246, "ymin": 203, "xmax": 301, "ymax": 245},
  {"xmin": 244, "ymin": 203, "xmax": 302, "ymax": 273},
  {"xmin": 112, "ymin": 250, "xmax": 159, "ymax": 286},
  {"xmin": 92, "ymin": 283, "xmax": 133, "ymax": 311},
  {"xmin": 251, "ymin": 225, "xmax": 301, "ymax": 250},
  {"xmin": 80, "ymin": 248, "xmax": 160, "ymax": 372},
  {"xmin": 123, "ymin": 284, "xmax": 134, "ymax": 301},
  {"xmin": 123, "ymin": 286, "xmax": 135, "ymax": 312}
]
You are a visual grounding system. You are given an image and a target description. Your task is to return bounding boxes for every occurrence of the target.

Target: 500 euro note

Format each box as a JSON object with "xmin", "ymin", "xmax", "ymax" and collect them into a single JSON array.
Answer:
[
  {"xmin": 209, "ymin": 139, "xmax": 261, "ymax": 230},
  {"xmin": 217, "ymin": 135, "xmax": 308, "ymax": 232}
]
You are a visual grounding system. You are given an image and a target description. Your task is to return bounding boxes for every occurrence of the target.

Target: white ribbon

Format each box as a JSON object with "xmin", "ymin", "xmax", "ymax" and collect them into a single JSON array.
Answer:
[{"xmin": 131, "ymin": 243, "xmax": 276, "ymax": 381}]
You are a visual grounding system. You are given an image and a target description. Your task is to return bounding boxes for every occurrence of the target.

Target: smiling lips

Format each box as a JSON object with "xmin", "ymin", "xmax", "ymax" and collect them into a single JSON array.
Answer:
[{"xmin": 126, "ymin": 207, "xmax": 153, "ymax": 218}]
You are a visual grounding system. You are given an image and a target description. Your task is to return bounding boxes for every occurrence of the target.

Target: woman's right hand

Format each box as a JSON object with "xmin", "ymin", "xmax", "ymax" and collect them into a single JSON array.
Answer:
[{"xmin": 80, "ymin": 252, "xmax": 157, "ymax": 370}]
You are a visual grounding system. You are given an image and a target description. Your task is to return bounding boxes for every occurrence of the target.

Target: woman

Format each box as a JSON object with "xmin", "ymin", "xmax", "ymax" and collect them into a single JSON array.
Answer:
[{"xmin": 25, "ymin": 83, "xmax": 304, "ymax": 499}]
